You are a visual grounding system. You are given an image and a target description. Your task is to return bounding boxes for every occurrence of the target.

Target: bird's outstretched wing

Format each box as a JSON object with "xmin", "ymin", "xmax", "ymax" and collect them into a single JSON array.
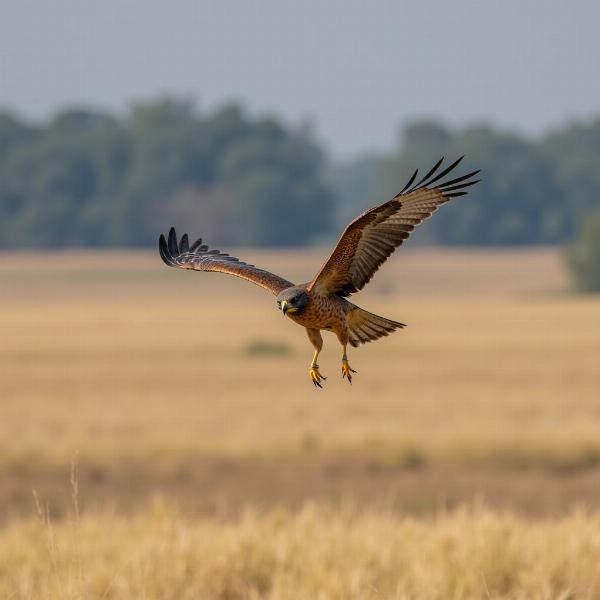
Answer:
[
  {"xmin": 159, "ymin": 228, "xmax": 293, "ymax": 295},
  {"xmin": 308, "ymin": 157, "xmax": 480, "ymax": 297}
]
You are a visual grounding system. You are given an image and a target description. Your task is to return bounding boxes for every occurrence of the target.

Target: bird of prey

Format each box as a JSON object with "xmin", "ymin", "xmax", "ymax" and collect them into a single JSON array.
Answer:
[{"xmin": 159, "ymin": 156, "xmax": 480, "ymax": 387}]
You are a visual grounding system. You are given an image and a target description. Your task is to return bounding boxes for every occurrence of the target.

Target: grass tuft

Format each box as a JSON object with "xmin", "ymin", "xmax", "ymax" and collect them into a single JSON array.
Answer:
[{"xmin": 243, "ymin": 339, "xmax": 293, "ymax": 356}]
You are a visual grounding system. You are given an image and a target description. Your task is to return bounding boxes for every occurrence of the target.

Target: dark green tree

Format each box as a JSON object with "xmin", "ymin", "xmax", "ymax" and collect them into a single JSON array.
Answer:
[
  {"xmin": 372, "ymin": 118, "xmax": 598, "ymax": 246},
  {"xmin": 0, "ymin": 98, "xmax": 335, "ymax": 248},
  {"xmin": 565, "ymin": 214, "xmax": 600, "ymax": 292}
]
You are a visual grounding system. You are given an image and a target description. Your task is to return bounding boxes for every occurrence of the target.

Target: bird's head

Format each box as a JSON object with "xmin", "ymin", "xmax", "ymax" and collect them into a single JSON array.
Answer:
[{"xmin": 276, "ymin": 287, "xmax": 308, "ymax": 316}]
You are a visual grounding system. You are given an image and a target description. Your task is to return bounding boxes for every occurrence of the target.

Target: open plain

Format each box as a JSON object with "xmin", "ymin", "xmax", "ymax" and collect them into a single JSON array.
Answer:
[{"xmin": 1, "ymin": 247, "xmax": 600, "ymax": 598}]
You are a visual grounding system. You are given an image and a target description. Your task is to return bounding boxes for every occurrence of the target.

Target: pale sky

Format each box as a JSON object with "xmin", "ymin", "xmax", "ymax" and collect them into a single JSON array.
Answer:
[{"xmin": 1, "ymin": 0, "xmax": 599, "ymax": 158}]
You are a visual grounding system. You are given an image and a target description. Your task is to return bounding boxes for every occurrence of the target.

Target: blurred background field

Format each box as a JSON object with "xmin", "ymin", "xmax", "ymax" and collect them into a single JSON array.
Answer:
[
  {"xmin": 2, "ymin": 248, "xmax": 599, "ymax": 521},
  {"xmin": 3, "ymin": 248, "xmax": 600, "ymax": 598}
]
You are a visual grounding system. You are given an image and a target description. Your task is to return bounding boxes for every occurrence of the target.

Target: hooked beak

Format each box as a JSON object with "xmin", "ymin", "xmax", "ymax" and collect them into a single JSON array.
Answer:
[{"xmin": 280, "ymin": 300, "xmax": 299, "ymax": 316}]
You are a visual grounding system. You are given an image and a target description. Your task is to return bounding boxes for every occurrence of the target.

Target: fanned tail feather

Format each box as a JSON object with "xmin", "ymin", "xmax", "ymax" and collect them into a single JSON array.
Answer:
[{"xmin": 347, "ymin": 306, "xmax": 405, "ymax": 347}]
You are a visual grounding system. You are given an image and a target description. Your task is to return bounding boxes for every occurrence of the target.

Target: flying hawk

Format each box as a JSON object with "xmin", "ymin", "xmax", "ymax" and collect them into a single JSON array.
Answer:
[{"xmin": 159, "ymin": 156, "xmax": 480, "ymax": 387}]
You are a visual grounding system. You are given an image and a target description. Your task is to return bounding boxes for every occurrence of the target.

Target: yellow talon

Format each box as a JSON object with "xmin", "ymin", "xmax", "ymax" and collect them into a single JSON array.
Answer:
[
  {"xmin": 341, "ymin": 359, "xmax": 357, "ymax": 384},
  {"xmin": 309, "ymin": 364, "xmax": 327, "ymax": 388}
]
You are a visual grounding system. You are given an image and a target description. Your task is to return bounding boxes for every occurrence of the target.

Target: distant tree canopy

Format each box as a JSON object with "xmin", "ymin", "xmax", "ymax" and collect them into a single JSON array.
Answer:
[
  {"xmin": 369, "ymin": 118, "xmax": 600, "ymax": 246},
  {"xmin": 565, "ymin": 214, "xmax": 600, "ymax": 292},
  {"xmin": 2, "ymin": 98, "xmax": 600, "ymax": 249},
  {"xmin": 0, "ymin": 99, "xmax": 334, "ymax": 248}
]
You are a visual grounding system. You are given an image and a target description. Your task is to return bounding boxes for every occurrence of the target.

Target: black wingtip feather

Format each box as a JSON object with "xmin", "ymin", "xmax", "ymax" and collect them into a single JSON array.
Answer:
[
  {"xmin": 413, "ymin": 157, "xmax": 444, "ymax": 189},
  {"xmin": 179, "ymin": 233, "xmax": 189, "ymax": 254},
  {"xmin": 422, "ymin": 155, "xmax": 465, "ymax": 188},
  {"xmin": 440, "ymin": 179, "xmax": 481, "ymax": 194},
  {"xmin": 167, "ymin": 227, "xmax": 179, "ymax": 257},
  {"xmin": 437, "ymin": 169, "xmax": 481, "ymax": 191},
  {"xmin": 397, "ymin": 168, "xmax": 419, "ymax": 196},
  {"xmin": 190, "ymin": 237, "xmax": 203, "ymax": 252},
  {"xmin": 159, "ymin": 233, "xmax": 175, "ymax": 266}
]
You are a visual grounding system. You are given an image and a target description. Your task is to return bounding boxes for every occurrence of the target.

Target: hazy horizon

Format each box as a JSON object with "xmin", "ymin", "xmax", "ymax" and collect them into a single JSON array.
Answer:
[{"xmin": 2, "ymin": 1, "xmax": 599, "ymax": 158}]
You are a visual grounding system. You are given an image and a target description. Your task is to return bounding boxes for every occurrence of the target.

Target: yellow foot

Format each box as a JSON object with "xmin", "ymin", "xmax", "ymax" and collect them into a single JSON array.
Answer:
[
  {"xmin": 341, "ymin": 359, "xmax": 357, "ymax": 384},
  {"xmin": 309, "ymin": 364, "xmax": 327, "ymax": 388}
]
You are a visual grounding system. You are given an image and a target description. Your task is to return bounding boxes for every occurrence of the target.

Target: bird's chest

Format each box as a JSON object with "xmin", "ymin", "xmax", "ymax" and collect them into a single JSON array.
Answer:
[{"xmin": 288, "ymin": 295, "xmax": 345, "ymax": 330}]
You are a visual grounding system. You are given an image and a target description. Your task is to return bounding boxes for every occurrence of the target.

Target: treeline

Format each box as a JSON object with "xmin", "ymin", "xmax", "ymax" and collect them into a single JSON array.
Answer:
[
  {"xmin": 1, "ymin": 97, "xmax": 600, "ymax": 248},
  {"xmin": 0, "ymin": 99, "xmax": 334, "ymax": 248},
  {"xmin": 337, "ymin": 119, "xmax": 600, "ymax": 246}
]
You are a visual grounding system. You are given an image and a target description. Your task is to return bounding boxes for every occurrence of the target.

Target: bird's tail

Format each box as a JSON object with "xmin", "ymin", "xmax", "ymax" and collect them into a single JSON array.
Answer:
[{"xmin": 347, "ymin": 306, "xmax": 406, "ymax": 347}]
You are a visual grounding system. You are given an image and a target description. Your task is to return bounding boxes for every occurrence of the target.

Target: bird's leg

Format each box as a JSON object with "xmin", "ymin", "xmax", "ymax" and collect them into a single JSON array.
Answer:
[
  {"xmin": 309, "ymin": 348, "xmax": 327, "ymax": 388},
  {"xmin": 306, "ymin": 328, "xmax": 326, "ymax": 388},
  {"xmin": 341, "ymin": 344, "xmax": 357, "ymax": 384}
]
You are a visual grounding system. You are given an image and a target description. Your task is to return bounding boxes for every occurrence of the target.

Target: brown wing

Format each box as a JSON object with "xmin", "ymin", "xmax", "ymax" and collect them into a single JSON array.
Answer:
[
  {"xmin": 159, "ymin": 228, "xmax": 293, "ymax": 295},
  {"xmin": 308, "ymin": 157, "xmax": 480, "ymax": 296}
]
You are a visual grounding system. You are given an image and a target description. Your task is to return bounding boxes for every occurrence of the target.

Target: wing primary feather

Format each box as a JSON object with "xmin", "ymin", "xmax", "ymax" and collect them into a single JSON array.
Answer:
[
  {"xmin": 158, "ymin": 234, "xmax": 167, "ymax": 259},
  {"xmin": 396, "ymin": 168, "xmax": 419, "ymax": 196},
  {"xmin": 190, "ymin": 237, "xmax": 203, "ymax": 252},
  {"xmin": 437, "ymin": 170, "xmax": 481, "ymax": 190},
  {"xmin": 411, "ymin": 157, "xmax": 444, "ymax": 189},
  {"xmin": 168, "ymin": 227, "xmax": 179, "ymax": 257},
  {"xmin": 159, "ymin": 234, "xmax": 175, "ymax": 266},
  {"xmin": 422, "ymin": 155, "xmax": 464, "ymax": 188},
  {"xmin": 179, "ymin": 233, "xmax": 189, "ymax": 253},
  {"xmin": 445, "ymin": 191, "xmax": 468, "ymax": 198},
  {"xmin": 439, "ymin": 179, "xmax": 481, "ymax": 193}
]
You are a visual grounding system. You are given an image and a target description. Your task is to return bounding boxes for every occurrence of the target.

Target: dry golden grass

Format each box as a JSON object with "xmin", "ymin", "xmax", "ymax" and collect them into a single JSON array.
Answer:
[
  {"xmin": 1, "ymin": 247, "xmax": 596, "ymax": 452},
  {"xmin": 1, "ymin": 248, "xmax": 600, "ymax": 517},
  {"xmin": 2, "ymin": 247, "xmax": 600, "ymax": 596},
  {"xmin": 1, "ymin": 251, "xmax": 598, "ymax": 449},
  {"xmin": 4, "ymin": 502, "xmax": 600, "ymax": 599}
]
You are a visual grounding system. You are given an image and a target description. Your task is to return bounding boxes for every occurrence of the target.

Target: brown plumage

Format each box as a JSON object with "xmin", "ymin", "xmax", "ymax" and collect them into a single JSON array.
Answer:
[{"xmin": 159, "ymin": 156, "xmax": 480, "ymax": 387}]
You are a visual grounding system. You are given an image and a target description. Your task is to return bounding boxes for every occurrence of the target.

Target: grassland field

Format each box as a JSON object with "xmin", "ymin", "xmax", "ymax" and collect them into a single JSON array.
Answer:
[{"xmin": 1, "ymin": 247, "xmax": 600, "ymax": 598}]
